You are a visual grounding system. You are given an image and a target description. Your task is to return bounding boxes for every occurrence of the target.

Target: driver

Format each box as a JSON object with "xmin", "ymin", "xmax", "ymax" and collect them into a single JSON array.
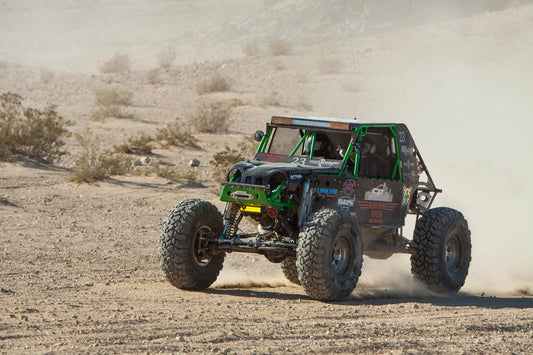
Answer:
[{"xmin": 304, "ymin": 133, "xmax": 332, "ymax": 158}]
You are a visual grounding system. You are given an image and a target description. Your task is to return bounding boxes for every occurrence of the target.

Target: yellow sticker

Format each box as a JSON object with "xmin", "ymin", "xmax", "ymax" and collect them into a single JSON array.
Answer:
[{"xmin": 240, "ymin": 206, "xmax": 261, "ymax": 213}]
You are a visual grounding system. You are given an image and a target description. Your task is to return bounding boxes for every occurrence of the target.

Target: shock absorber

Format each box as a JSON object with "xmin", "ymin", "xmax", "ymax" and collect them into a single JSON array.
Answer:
[
  {"xmin": 298, "ymin": 178, "xmax": 313, "ymax": 227},
  {"xmin": 223, "ymin": 203, "xmax": 242, "ymax": 238}
]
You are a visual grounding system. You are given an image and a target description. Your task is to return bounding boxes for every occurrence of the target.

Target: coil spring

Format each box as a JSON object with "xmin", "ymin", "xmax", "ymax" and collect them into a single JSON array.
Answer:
[{"xmin": 224, "ymin": 212, "xmax": 242, "ymax": 239}]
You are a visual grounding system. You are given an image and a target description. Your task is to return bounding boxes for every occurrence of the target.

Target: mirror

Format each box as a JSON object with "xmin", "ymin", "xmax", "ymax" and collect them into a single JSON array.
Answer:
[{"xmin": 254, "ymin": 130, "xmax": 265, "ymax": 142}]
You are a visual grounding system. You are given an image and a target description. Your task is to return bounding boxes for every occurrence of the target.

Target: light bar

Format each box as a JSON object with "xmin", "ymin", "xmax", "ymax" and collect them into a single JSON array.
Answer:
[
  {"xmin": 271, "ymin": 116, "xmax": 292, "ymax": 125},
  {"xmin": 271, "ymin": 116, "xmax": 352, "ymax": 130}
]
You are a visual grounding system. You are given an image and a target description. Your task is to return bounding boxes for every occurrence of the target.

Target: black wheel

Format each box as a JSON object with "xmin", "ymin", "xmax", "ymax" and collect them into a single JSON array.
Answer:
[
  {"xmin": 296, "ymin": 209, "xmax": 363, "ymax": 301},
  {"xmin": 159, "ymin": 199, "xmax": 225, "ymax": 290},
  {"xmin": 280, "ymin": 256, "xmax": 300, "ymax": 285},
  {"xmin": 411, "ymin": 207, "xmax": 471, "ymax": 294}
]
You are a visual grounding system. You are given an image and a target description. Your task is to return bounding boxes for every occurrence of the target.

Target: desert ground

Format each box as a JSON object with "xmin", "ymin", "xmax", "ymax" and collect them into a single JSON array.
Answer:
[{"xmin": 1, "ymin": 1, "xmax": 532, "ymax": 354}]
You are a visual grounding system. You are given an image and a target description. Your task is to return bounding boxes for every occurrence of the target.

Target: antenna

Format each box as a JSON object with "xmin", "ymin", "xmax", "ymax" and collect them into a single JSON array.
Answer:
[{"xmin": 347, "ymin": 31, "xmax": 359, "ymax": 120}]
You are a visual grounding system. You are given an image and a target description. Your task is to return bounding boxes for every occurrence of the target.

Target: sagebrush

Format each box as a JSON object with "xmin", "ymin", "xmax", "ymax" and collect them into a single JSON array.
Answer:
[
  {"xmin": 91, "ymin": 88, "xmax": 134, "ymax": 120},
  {"xmin": 114, "ymin": 132, "xmax": 155, "ymax": 154},
  {"xmin": 189, "ymin": 102, "xmax": 232, "ymax": 134},
  {"xmin": 95, "ymin": 89, "xmax": 133, "ymax": 106},
  {"xmin": 210, "ymin": 137, "xmax": 256, "ymax": 182},
  {"xmin": 100, "ymin": 54, "xmax": 131, "ymax": 74},
  {"xmin": 156, "ymin": 120, "xmax": 198, "ymax": 148},
  {"xmin": 197, "ymin": 74, "xmax": 231, "ymax": 94},
  {"xmin": 71, "ymin": 131, "xmax": 132, "ymax": 183},
  {"xmin": 0, "ymin": 92, "xmax": 70, "ymax": 162}
]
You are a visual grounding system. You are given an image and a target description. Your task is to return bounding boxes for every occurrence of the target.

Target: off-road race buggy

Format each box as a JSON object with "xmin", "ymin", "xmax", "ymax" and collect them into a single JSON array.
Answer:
[{"xmin": 159, "ymin": 115, "xmax": 471, "ymax": 301}]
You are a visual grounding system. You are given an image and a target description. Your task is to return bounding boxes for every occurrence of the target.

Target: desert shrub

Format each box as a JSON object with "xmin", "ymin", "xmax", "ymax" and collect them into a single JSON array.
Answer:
[
  {"xmin": 156, "ymin": 121, "xmax": 198, "ymax": 148},
  {"xmin": 0, "ymin": 92, "xmax": 71, "ymax": 162},
  {"xmin": 146, "ymin": 68, "xmax": 162, "ymax": 85},
  {"xmin": 91, "ymin": 106, "xmax": 133, "ymax": 121},
  {"xmin": 71, "ymin": 131, "xmax": 132, "ymax": 183},
  {"xmin": 157, "ymin": 46, "xmax": 176, "ymax": 68},
  {"xmin": 91, "ymin": 88, "xmax": 133, "ymax": 120},
  {"xmin": 113, "ymin": 132, "xmax": 155, "ymax": 154},
  {"xmin": 188, "ymin": 102, "xmax": 232, "ymax": 134},
  {"xmin": 268, "ymin": 39, "xmax": 292, "ymax": 56},
  {"xmin": 210, "ymin": 137, "xmax": 256, "ymax": 182},
  {"xmin": 95, "ymin": 89, "xmax": 133, "ymax": 106},
  {"xmin": 242, "ymin": 43, "xmax": 261, "ymax": 57},
  {"xmin": 196, "ymin": 74, "xmax": 231, "ymax": 94},
  {"xmin": 100, "ymin": 54, "xmax": 131, "ymax": 74},
  {"xmin": 149, "ymin": 163, "xmax": 198, "ymax": 183}
]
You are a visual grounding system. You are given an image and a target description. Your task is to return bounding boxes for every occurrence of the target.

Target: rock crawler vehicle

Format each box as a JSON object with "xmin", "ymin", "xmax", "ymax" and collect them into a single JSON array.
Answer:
[{"xmin": 159, "ymin": 115, "xmax": 471, "ymax": 301}]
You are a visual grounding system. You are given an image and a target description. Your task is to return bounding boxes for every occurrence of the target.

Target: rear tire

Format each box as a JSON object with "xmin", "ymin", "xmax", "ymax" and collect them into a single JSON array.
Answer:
[
  {"xmin": 411, "ymin": 207, "xmax": 471, "ymax": 294},
  {"xmin": 280, "ymin": 256, "xmax": 300, "ymax": 285},
  {"xmin": 159, "ymin": 199, "xmax": 225, "ymax": 290},
  {"xmin": 296, "ymin": 209, "xmax": 363, "ymax": 301}
]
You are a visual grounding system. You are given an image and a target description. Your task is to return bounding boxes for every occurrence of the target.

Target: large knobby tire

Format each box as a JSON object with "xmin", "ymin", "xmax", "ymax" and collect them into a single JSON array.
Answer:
[
  {"xmin": 296, "ymin": 209, "xmax": 363, "ymax": 301},
  {"xmin": 159, "ymin": 199, "xmax": 225, "ymax": 290},
  {"xmin": 411, "ymin": 207, "xmax": 471, "ymax": 294},
  {"xmin": 280, "ymin": 256, "xmax": 300, "ymax": 285}
]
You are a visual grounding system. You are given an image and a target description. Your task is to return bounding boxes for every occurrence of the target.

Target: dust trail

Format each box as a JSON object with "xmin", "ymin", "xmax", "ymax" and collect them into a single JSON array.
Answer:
[
  {"xmin": 213, "ymin": 254, "xmax": 291, "ymax": 289},
  {"xmin": 338, "ymin": 5, "xmax": 533, "ymax": 297}
]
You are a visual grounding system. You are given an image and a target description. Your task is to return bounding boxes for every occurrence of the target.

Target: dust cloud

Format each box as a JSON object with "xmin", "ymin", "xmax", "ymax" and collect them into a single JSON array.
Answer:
[
  {"xmin": 347, "ymin": 5, "xmax": 533, "ymax": 296},
  {"xmin": 1, "ymin": 0, "xmax": 531, "ymax": 296}
]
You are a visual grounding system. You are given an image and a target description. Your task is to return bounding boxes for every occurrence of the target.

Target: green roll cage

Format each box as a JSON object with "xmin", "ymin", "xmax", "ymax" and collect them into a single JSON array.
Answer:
[{"xmin": 256, "ymin": 124, "xmax": 403, "ymax": 181}]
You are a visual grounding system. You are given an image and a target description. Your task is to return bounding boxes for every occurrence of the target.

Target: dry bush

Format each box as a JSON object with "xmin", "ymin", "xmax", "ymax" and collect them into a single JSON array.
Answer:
[
  {"xmin": 157, "ymin": 46, "xmax": 176, "ymax": 68},
  {"xmin": 196, "ymin": 74, "xmax": 231, "ymax": 94},
  {"xmin": 91, "ymin": 89, "xmax": 133, "ymax": 120},
  {"xmin": 91, "ymin": 106, "xmax": 133, "ymax": 121},
  {"xmin": 0, "ymin": 92, "xmax": 71, "ymax": 162},
  {"xmin": 99, "ymin": 54, "xmax": 131, "ymax": 74},
  {"xmin": 188, "ymin": 102, "xmax": 232, "ymax": 134},
  {"xmin": 149, "ymin": 163, "xmax": 198, "ymax": 183},
  {"xmin": 156, "ymin": 121, "xmax": 198, "ymax": 148},
  {"xmin": 210, "ymin": 137, "xmax": 256, "ymax": 182},
  {"xmin": 71, "ymin": 131, "xmax": 132, "ymax": 183},
  {"xmin": 268, "ymin": 39, "xmax": 292, "ymax": 56},
  {"xmin": 243, "ymin": 43, "xmax": 261, "ymax": 57},
  {"xmin": 95, "ymin": 89, "xmax": 133, "ymax": 106},
  {"xmin": 146, "ymin": 68, "xmax": 162, "ymax": 85},
  {"xmin": 113, "ymin": 132, "xmax": 155, "ymax": 155}
]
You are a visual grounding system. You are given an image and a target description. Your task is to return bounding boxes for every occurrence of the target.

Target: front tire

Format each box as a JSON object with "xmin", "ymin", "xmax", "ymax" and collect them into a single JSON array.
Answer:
[
  {"xmin": 410, "ymin": 207, "xmax": 471, "ymax": 294},
  {"xmin": 296, "ymin": 209, "xmax": 363, "ymax": 301},
  {"xmin": 159, "ymin": 199, "xmax": 225, "ymax": 290}
]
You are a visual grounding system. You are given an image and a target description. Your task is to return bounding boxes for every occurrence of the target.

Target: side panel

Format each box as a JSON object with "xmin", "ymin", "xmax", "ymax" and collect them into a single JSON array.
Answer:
[
  {"xmin": 313, "ymin": 177, "xmax": 413, "ymax": 227},
  {"xmin": 354, "ymin": 180, "xmax": 409, "ymax": 227},
  {"xmin": 396, "ymin": 124, "xmax": 419, "ymax": 185}
]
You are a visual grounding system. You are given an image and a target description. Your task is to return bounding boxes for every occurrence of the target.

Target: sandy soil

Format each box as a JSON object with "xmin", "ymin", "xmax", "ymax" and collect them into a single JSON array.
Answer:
[
  {"xmin": 1, "ymin": 1, "xmax": 532, "ymax": 354},
  {"xmin": 1, "ymin": 168, "xmax": 531, "ymax": 354}
]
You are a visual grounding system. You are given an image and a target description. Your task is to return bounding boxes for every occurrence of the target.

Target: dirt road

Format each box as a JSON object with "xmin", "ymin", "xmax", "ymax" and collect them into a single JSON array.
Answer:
[{"xmin": 1, "ymin": 169, "xmax": 531, "ymax": 354}]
